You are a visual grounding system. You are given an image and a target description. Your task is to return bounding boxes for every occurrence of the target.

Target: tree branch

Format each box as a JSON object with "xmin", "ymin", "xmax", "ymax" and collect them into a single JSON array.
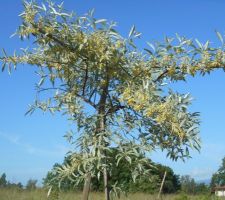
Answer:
[
  {"xmin": 154, "ymin": 69, "xmax": 168, "ymax": 82},
  {"xmin": 37, "ymin": 87, "xmax": 97, "ymax": 109},
  {"xmin": 82, "ymin": 65, "xmax": 89, "ymax": 96},
  {"xmin": 106, "ymin": 105, "xmax": 126, "ymax": 115},
  {"xmin": 75, "ymin": 93, "xmax": 97, "ymax": 109},
  {"xmin": 31, "ymin": 22, "xmax": 88, "ymax": 60}
]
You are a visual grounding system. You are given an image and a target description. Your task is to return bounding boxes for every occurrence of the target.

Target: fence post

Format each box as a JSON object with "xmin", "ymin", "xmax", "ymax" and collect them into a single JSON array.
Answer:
[{"xmin": 157, "ymin": 171, "xmax": 167, "ymax": 199}]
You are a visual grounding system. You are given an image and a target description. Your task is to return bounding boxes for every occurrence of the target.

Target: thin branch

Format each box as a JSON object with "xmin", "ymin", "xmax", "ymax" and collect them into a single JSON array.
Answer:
[
  {"xmin": 89, "ymin": 88, "xmax": 97, "ymax": 102},
  {"xmin": 107, "ymin": 93, "xmax": 114, "ymax": 109},
  {"xmin": 32, "ymin": 23, "xmax": 76, "ymax": 51},
  {"xmin": 119, "ymin": 65, "xmax": 132, "ymax": 77},
  {"xmin": 37, "ymin": 87, "xmax": 67, "ymax": 93},
  {"xmin": 154, "ymin": 69, "xmax": 168, "ymax": 82},
  {"xmin": 75, "ymin": 92, "xmax": 97, "ymax": 109},
  {"xmin": 31, "ymin": 22, "xmax": 89, "ymax": 60},
  {"xmin": 82, "ymin": 65, "xmax": 89, "ymax": 95},
  {"xmin": 106, "ymin": 105, "xmax": 126, "ymax": 115},
  {"xmin": 37, "ymin": 87, "xmax": 97, "ymax": 109}
]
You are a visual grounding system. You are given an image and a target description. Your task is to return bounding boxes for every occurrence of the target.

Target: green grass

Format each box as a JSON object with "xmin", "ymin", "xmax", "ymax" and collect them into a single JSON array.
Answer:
[{"xmin": 0, "ymin": 188, "xmax": 224, "ymax": 200}]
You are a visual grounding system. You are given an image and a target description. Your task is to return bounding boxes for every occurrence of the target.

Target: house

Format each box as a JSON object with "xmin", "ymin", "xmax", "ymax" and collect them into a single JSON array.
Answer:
[{"xmin": 214, "ymin": 186, "xmax": 225, "ymax": 197}]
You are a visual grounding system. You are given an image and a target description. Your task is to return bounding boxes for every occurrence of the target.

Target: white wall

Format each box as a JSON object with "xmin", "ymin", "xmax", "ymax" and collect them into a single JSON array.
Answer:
[{"xmin": 216, "ymin": 191, "xmax": 225, "ymax": 197}]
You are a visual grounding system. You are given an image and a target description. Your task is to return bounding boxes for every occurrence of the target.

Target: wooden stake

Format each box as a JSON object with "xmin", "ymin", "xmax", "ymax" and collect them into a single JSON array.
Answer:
[{"xmin": 157, "ymin": 171, "xmax": 167, "ymax": 199}]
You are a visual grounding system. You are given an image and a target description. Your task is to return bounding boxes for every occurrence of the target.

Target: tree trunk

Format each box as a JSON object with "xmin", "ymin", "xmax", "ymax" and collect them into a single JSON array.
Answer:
[
  {"xmin": 82, "ymin": 173, "xmax": 91, "ymax": 200},
  {"xmin": 103, "ymin": 167, "xmax": 110, "ymax": 200},
  {"xmin": 101, "ymin": 116, "xmax": 110, "ymax": 200},
  {"xmin": 81, "ymin": 72, "xmax": 110, "ymax": 200},
  {"xmin": 99, "ymin": 76, "xmax": 110, "ymax": 200},
  {"xmin": 99, "ymin": 104, "xmax": 110, "ymax": 200}
]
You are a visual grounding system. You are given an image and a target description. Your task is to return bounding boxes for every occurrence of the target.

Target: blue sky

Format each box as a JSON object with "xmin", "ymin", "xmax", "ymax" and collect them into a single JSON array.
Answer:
[{"xmin": 0, "ymin": 0, "xmax": 225, "ymax": 185}]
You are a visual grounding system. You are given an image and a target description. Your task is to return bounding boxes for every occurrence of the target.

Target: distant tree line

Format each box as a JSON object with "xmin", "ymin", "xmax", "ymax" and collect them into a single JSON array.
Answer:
[
  {"xmin": 179, "ymin": 156, "xmax": 225, "ymax": 195},
  {"xmin": 0, "ymin": 173, "xmax": 23, "ymax": 189},
  {"xmin": 180, "ymin": 175, "xmax": 209, "ymax": 195},
  {"xmin": 0, "ymin": 173, "xmax": 37, "ymax": 190},
  {"xmin": 3, "ymin": 155, "xmax": 225, "ymax": 194}
]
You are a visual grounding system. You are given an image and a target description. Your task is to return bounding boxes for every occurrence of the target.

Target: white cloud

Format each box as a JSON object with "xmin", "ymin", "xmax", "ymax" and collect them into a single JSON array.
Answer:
[
  {"xmin": 0, "ymin": 131, "xmax": 21, "ymax": 145},
  {"xmin": 189, "ymin": 167, "xmax": 214, "ymax": 180},
  {"xmin": 0, "ymin": 131, "xmax": 71, "ymax": 157}
]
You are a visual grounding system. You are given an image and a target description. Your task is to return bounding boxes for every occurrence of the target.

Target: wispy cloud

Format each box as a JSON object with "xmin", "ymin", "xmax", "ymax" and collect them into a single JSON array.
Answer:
[
  {"xmin": 0, "ymin": 131, "xmax": 71, "ymax": 157},
  {"xmin": 190, "ymin": 167, "xmax": 214, "ymax": 180},
  {"xmin": 0, "ymin": 131, "xmax": 21, "ymax": 145}
]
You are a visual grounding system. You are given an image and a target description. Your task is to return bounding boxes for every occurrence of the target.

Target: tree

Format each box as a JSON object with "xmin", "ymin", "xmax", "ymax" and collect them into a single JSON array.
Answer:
[
  {"xmin": 180, "ymin": 175, "xmax": 210, "ymax": 195},
  {"xmin": 0, "ymin": 173, "xmax": 24, "ymax": 189},
  {"xmin": 195, "ymin": 183, "xmax": 209, "ymax": 194},
  {"xmin": 7, "ymin": 182, "xmax": 23, "ymax": 189},
  {"xmin": 180, "ymin": 175, "xmax": 197, "ymax": 194},
  {"xmin": 26, "ymin": 179, "xmax": 38, "ymax": 190},
  {"xmin": 44, "ymin": 149, "xmax": 181, "ymax": 194},
  {"xmin": 153, "ymin": 164, "xmax": 181, "ymax": 194},
  {"xmin": 0, "ymin": 173, "xmax": 7, "ymax": 188},
  {"xmin": 211, "ymin": 156, "xmax": 225, "ymax": 187},
  {"xmin": 1, "ymin": 1, "xmax": 225, "ymax": 200},
  {"xmin": 43, "ymin": 149, "xmax": 156, "ymax": 195},
  {"xmin": 43, "ymin": 162, "xmax": 83, "ymax": 192}
]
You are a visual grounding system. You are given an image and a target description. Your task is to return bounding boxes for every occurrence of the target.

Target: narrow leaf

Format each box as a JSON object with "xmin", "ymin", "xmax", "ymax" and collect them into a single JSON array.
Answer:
[
  {"xmin": 147, "ymin": 42, "xmax": 155, "ymax": 52},
  {"xmin": 38, "ymin": 77, "xmax": 45, "ymax": 86},
  {"xmin": 195, "ymin": 39, "xmax": 202, "ymax": 49},
  {"xmin": 95, "ymin": 19, "xmax": 107, "ymax": 24},
  {"xmin": 2, "ymin": 62, "xmax": 6, "ymax": 72},
  {"xmin": 216, "ymin": 31, "xmax": 224, "ymax": 44},
  {"xmin": 2, "ymin": 49, "xmax": 7, "ymax": 57},
  {"xmin": 144, "ymin": 48, "xmax": 153, "ymax": 55},
  {"xmin": 204, "ymin": 40, "xmax": 209, "ymax": 50},
  {"xmin": 42, "ymin": 3, "xmax": 47, "ymax": 11},
  {"xmin": 128, "ymin": 25, "xmax": 135, "ymax": 38}
]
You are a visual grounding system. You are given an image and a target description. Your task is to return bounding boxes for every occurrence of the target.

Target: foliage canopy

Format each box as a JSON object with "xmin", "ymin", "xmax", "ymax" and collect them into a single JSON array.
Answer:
[{"xmin": 1, "ymin": 0, "xmax": 225, "ymax": 197}]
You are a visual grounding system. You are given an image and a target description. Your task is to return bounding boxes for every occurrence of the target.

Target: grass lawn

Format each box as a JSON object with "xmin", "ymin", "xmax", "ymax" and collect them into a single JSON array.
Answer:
[{"xmin": 0, "ymin": 188, "xmax": 223, "ymax": 200}]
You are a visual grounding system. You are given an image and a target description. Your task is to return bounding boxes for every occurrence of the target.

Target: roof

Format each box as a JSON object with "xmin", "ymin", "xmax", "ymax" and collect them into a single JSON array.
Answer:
[{"xmin": 214, "ymin": 186, "xmax": 225, "ymax": 191}]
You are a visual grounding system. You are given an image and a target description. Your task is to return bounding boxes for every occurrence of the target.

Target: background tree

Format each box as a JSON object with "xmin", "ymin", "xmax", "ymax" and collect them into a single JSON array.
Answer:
[
  {"xmin": 7, "ymin": 182, "xmax": 23, "ymax": 190},
  {"xmin": 44, "ymin": 149, "xmax": 181, "ymax": 194},
  {"xmin": 0, "ymin": 173, "xmax": 7, "ymax": 188},
  {"xmin": 211, "ymin": 156, "xmax": 225, "ymax": 187},
  {"xmin": 180, "ymin": 175, "xmax": 210, "ymax": 195},
  {"xmin": 180, "ymin": 175, "xmax": 197, "ymax": 194},
  {"xmin": 26, "ymin": 179, "xmax": 38, "ymax": 190},
  {"xmin": 195, "ymin": 183, "xmax": 209, "ymax": 194},
  {"xmin": 0, "ymin": 173, "xmax": 24, "ymax": 189},
  {"xmin": 153, "ymin": 164, "xmax": 181, "ymax": 194},
  {"xmin": 1, "ymin": 1, "xmax": 225, "ymax": 200}
]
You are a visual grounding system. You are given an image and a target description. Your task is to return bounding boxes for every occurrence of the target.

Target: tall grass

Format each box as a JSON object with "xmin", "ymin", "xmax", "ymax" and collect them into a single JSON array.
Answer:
[{"xmin": 0, "ymin": 188, "xmax": 223, "ymax": 200}]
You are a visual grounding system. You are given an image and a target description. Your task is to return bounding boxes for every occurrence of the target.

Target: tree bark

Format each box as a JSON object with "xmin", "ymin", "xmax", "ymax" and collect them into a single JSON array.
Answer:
[
  {"xmin": 82, "ymin": 71, "xmax": 110, "ymax": 200},
  {"xmin": 99, "ymin": 76, "xmax": 110, "ymax": 200},
  {"xmin": 103, "ymin": 167, "xmax": 110, "ymax": 200},
  {"xmin": 99, "ymin": 113, "xmax": 110, "ymax": 200},
  {"xmin": 82, "ymin": 173, "xmax": 91, "ymax": 200}
]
